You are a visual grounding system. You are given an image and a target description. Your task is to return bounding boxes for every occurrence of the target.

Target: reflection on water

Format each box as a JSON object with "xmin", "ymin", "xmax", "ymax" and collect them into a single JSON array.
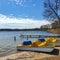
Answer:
[{"xmin": 0, "ymin": 31, "xmax": 59, "ymax": 55}]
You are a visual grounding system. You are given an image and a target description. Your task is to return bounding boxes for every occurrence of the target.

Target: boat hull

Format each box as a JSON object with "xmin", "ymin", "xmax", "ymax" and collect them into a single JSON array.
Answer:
[{"xmin": 17, "ymin": 47, "xmax": 54, "ymax": 52}]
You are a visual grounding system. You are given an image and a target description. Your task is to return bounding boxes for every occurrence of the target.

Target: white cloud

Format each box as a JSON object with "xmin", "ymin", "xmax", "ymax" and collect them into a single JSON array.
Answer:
[
  {"xmin": 0, "ymin": 14, "xmax": 51, "ymax": 29},
  {"xmin": 9, "ymin": 0, "xmax": 33, "ymax": 7},
  {"xmin": 9, "ymin": 0, "xmax": 24, "ymax": 6}
]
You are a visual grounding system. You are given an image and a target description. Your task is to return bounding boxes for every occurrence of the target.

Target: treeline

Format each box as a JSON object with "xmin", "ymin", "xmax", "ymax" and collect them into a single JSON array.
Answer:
[
  {"xmin": 40, "ymin": 21, "xmax": 60, "ymax": 30},
  {"xmin": 52, "ymin": 21, "xmax": 60, "ymax": 29},
  {"xmin": 0, "ymin": 28, "xmax": 41, "ymax": 31},
  {"xmin": 0, "ymin": 21, "xmax": 60, "ymax": 31}
]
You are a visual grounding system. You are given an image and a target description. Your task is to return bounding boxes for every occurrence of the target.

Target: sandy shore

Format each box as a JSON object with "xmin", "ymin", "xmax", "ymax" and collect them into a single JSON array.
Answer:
[
  {"xmin": 0, "ymin": 47, "xmax": 60, "ymax": 60},
  {"xmin": 48, "ymin": 29, "xmax": 60, "ymax": 34}
]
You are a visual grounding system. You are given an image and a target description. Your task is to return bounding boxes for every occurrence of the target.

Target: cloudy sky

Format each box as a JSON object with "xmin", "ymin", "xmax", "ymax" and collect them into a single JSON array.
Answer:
[{"xmin": 0, "ymin": 0, "xmax": 50, "ymax": 29}]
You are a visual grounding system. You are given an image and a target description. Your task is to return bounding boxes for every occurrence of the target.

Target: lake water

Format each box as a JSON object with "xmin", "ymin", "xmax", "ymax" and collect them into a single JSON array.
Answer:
[{"xmin": 0, "ymin": 31, "xmax": 59, "ymax": 55}]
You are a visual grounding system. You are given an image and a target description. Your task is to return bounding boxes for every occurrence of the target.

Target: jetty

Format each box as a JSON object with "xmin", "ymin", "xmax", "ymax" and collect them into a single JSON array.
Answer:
[{"xmin": 20, "ymin": 34, "xmax": 60, "ymax": 38}]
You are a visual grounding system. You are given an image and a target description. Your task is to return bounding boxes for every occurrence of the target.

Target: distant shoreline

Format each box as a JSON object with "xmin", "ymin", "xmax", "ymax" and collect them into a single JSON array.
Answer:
[
  {"xmin": 0, "ymin": 29, "xmax": 44, "ymax": 31},
  {"xmin": 0, "ymin": 28, "xmax": 60, "ymax": 34}
]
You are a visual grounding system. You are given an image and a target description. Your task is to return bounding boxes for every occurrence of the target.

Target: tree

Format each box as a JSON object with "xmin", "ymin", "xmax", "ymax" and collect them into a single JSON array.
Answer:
[{"xmin": 43, "ymin": 0, "xmax": 60, "ymax": 21}]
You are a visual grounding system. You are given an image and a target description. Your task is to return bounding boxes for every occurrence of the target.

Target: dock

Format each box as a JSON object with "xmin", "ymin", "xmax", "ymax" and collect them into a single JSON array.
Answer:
[{"xmin": 20, "ymin": 34, "xmax": 60, "ymax": 38}]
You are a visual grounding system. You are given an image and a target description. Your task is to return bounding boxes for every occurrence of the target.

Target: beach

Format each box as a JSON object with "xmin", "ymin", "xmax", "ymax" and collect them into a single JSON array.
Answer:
[
  {"xmin": 0, "ymin": 31, "xmax": 60, "ymax": 60},
  {"xmin": 0, "ymin": 47, "xmax": 60, "ymax": 60}
]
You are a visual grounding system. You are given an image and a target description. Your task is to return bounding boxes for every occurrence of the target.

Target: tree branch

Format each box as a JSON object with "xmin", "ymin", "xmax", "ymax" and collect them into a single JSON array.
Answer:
[{"xmin": 48, "ymin": 0, "xmax": 60, "ymax": 21}]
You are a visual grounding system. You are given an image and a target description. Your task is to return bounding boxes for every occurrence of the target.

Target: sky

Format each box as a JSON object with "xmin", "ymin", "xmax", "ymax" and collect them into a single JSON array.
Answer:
[{"xmin": 0, "ymin": 0, "xmax": 51, "ymax": 29}]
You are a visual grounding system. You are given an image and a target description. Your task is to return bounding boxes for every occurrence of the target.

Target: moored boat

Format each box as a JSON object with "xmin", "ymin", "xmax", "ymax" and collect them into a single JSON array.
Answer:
[
  {"xmin": 17, "ymin": 46, "xmax": 54, "ymax": 52},
  {"xmin": 17, "ymin": 38, "xmax": 57, "ymax": 52}
]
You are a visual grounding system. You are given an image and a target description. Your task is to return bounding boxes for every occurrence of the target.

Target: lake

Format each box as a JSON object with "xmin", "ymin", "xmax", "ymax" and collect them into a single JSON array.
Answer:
[{"xmin": 0, "ymin": 31, "xmax": 59, "ymax": 55}]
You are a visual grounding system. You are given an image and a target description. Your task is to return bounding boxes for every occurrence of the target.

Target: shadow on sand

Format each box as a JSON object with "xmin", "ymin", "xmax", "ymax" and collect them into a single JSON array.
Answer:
[{"xmin": 35, "ymin": 49, "xmax": 59, "ymax": 55}]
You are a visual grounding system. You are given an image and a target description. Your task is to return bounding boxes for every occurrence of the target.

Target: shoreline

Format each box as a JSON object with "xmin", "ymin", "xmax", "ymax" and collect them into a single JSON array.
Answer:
[
  {"xmin": 48, "ymin": 28, "xmax": 60, "ymax": 34},
  {"xmin": 0, "ymin": 49, "xmax": 16, "ymax": 57},
  {"xmin": 0, "ymin": 51, "xmax": 56, "ymax": 60},
  {"xmin": 0, "ymin": 47, "xmax": 60, "ymax": 60}
]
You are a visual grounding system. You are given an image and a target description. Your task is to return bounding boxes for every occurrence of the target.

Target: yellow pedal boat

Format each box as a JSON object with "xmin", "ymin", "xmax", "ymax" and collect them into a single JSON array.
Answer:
[{"xmin": 17, "ymin": 38, "xmax": 57, "ymax": 52}]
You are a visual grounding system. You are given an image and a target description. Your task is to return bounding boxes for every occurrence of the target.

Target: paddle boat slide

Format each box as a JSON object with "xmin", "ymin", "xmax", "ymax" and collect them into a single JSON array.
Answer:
[{"xmin": 17, "ymin": 38, "xmax": 57, "ymax": 52}]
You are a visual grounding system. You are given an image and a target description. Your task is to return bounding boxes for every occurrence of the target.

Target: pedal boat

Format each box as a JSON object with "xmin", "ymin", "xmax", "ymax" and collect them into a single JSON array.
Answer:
[{"xmin": 17, "ymin": 38, "xmax": 57, "ymax": 52}]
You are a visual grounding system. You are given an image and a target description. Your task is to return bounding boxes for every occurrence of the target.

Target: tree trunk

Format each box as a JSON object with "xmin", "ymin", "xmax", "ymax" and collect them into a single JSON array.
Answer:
[{"xmin": 48, "ymin": 0, "xmax": 60, "ymax": 21}]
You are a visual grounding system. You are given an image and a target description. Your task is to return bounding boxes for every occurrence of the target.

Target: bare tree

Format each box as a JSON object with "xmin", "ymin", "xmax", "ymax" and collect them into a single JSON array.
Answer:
[{"xmin": 43, "ymin": 0, "xmax": 60, "ymax": 21}]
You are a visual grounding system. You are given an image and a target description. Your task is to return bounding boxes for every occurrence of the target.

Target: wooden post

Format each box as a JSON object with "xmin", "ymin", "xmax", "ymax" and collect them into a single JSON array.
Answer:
[
  {"xmin": 14, "ymin": 36, "xmax": 16, "ymax": 41},
  {"xmin": 27, "ymin": 35, "xmax": 28, "ymax": 40}
]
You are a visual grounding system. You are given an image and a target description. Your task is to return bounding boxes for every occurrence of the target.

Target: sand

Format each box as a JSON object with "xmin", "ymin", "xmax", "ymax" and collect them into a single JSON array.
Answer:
[{"xmin": 0, "ymin": 47, "xmax": 60, "ymax": 60}]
